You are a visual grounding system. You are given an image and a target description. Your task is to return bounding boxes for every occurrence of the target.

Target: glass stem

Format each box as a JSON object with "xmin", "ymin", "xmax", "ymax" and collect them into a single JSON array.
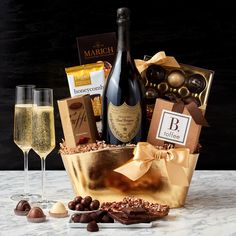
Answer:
[
  {"xmin": 41, "ymin": 157, "xmax": 46, "ymax": 202},
  {"xmin": 23, "ymin": 150, "xmax": 29, "ymax": 195}
]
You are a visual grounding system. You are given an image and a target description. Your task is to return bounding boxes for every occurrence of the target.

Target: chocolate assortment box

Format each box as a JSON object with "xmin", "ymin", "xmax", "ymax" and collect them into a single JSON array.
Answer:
[{"xmin": 135, "ymin": 51, "xmax": 214, "ymax": 122}]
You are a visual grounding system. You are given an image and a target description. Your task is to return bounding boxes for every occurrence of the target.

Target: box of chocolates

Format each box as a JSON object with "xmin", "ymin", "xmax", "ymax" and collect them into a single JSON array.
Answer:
[
  {"xmin": 135, "ymin": 51, "xmax": 214, "ymax": 122},
  {"xmin": 58, "ymin": 95, "xmax": 99, "ymax": 148}
]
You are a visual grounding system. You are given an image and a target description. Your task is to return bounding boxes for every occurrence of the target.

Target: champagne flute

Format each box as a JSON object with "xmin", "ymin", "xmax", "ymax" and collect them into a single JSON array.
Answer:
[
  {"xmin": 12, "ymin": 85, "xmax": 41, "ymax": 201},
  {"xmin": 31, "ymin": 88, "xmax": 56, "ymax": 208}
]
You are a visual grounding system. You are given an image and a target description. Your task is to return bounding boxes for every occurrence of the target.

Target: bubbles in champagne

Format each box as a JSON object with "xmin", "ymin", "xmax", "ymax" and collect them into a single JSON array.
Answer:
[
  {"xmin": 31, "ymin": 106, "xmax": 55, "ymax": 158},
  {"xmin": 14, "ymin": 104, "xmax": 33, "ymax": 151}
]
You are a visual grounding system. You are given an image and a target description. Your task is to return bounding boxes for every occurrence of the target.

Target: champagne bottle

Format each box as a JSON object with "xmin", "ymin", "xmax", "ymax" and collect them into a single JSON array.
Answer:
[{"xmin": 102, "ymin": 7, "xmax": 146, "ymax": 145}]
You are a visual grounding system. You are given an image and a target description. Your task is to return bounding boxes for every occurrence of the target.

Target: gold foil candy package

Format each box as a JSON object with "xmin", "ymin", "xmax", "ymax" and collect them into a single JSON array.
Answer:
[{"xmin": 65, "ymin": 62, "xmax": 105, "ymax": 98}]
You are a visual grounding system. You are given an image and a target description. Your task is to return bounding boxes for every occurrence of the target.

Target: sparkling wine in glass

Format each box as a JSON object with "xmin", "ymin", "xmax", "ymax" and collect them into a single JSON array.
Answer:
[
  {"xmin": 12, "ymin": 85, "xmax": 41, "ymax": 201},
  {"xmin": 31, "ymin": 88, "xmax": 56, "ymax": 208}
]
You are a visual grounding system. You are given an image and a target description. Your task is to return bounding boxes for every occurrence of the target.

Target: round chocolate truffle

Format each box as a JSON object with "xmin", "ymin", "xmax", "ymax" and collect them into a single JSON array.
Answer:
[
  {"xmin": 90, "ymin": 200, "xmax": 100, "ymax": 210},
  {"xmin": 81, "ymin": 196, "xmax": 92, "ymax": 207},
  {"xmin": 27, "ymin": 207, "xmax": 46, "ymax": 223},
  {"xmin": 75, "ymin": 203, "xmax": 84, "ymax": 211},
  {"xmin": 68, "ymin": 201, "xmax": 76, "ymax": 210},
  {"xmin": 87, "ymin": 220, "xmax": 99, "ymax": 232},
  {"xmin": 71, "ymin": 213, "xmax": 81, "ymax": 223},
  {"xmin": 74, "ymin": 196, "xmax": 82, "ymax": 204},
  {"xmin": 79, "ymin": 213, "xmax": 92, "ymax": 223},
  {"xmin": 167, "ymin": 70, "xmax": 185, "ymax": 88},
  {"xmin": 14, "ymin": 200, "xmax": 31, "ymax": 216},
  {"xmin": 145, "ymin": 65, "xmax": 166, "ymax": 84},
  {"xmin": 186, "ymin": 73, "xmax": 206, "ymax": 93}
]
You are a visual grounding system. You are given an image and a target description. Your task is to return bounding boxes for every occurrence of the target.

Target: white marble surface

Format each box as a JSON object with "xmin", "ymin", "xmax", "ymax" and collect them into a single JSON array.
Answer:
[{"xmin": 0, "ymin": 170, "xmax": 235, "ymax": 236}]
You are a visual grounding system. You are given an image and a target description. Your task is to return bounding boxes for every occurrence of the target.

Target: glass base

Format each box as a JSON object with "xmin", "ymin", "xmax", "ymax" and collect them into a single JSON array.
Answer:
[
  {"xmin": 10, "ymin": 193, "xmax": 41, "ymax": 202},
  {"xmin": 31, "ymin": 199, "xmax": 57, "ymax": 209}
]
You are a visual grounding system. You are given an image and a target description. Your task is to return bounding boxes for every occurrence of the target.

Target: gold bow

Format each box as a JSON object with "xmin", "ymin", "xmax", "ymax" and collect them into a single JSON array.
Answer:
[
  {"xmin": 114, "ymin": 142, "xmax": 190, "ymax": 186},
  {"xmin": 135, "ymin": 51, "xmax": 180, "ymax": 74}
]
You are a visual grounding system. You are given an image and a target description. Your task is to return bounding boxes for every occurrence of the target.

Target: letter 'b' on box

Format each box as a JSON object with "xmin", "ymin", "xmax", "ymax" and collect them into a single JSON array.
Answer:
[{"xmin": 156, "ymin": 109, "xmax": 192, "ymax": 145}]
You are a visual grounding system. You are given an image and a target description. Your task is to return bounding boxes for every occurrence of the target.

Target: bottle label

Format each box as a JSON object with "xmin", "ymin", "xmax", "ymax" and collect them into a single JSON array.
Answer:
[{"xmin": 108, "ymin": 102, "xmax": 141, "ymax": 143}]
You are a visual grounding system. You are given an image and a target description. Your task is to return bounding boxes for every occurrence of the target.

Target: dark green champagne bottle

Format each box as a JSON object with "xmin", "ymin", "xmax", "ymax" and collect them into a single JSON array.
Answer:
[{"xmin": 102, "ymin": 7, "xmax": 146, "ymax": 145}]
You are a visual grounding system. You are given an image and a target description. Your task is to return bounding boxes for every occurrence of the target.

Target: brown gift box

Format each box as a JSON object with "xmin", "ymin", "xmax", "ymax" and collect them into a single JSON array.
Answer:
[
  {"xmin": 57, "ymin": 95, "xmax": 99, "ymax": 148},
  {"xmin": 147, "ymin": 99, "xmax": 206, "ymax": 153},
  {"xmin": 61, "ymin": 144, "xmax": 198, "ymax": 208}
]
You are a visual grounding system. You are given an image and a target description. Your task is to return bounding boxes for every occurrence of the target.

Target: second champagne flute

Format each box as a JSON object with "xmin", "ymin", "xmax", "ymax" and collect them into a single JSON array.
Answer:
[{"xmin": 31, "ymin": 88, "xmax": 56, "ymax": 208}]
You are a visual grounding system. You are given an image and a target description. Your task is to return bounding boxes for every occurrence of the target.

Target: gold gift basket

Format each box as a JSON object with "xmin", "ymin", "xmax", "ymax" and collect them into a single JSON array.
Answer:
[{"xmin": 61, "ymin": 142, "xmax": 198, "ymax": 208}]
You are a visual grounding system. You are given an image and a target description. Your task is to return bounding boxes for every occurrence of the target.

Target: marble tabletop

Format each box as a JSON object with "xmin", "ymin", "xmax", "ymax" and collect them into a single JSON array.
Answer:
[{"xmin": 0, "ymin": 170, "xmax": 235, "ymax": 236}]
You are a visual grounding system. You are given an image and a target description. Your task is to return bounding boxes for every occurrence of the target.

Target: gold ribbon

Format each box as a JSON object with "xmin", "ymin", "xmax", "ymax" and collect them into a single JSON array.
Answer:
[
  {"xmin": 135, "ymin": 51, "xmax": 180, "ymax": 74},
  {"xmin": 114, "ymin": 142, "xmax": 190, "ymax": 186}
]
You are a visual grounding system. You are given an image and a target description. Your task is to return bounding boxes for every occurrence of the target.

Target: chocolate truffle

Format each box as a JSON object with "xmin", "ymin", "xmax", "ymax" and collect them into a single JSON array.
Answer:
[
  {"xmin": 79, "ymin": 213, "xmax": 92, "ymax": 223},
  {"xmin": 87, "ymin": 221, "xmax": 99, "ymax": 232},
  {"xmin": 74, "ymin": 196, "xmax": 83, "ymax": 204},
  {"xmin": 90, "ymin": 212, "xmax": 100, "ymax": 222},
  {"xmin": 49, "ymin": 201, "xmax": 68, "ymax": 218},
  {"xmin": 71, "ymin": 213, "xmax": 81, "ymax": 223},
  {"xmin": 145, "ymin": 65, "xmax": 166, "ymax": 84},
  {"xmin": 14, "ymin": 200, "xmax": 31, "ymax": 216},
  {"xmin": 90, "ymin": 200, "xmax": 100, "ymax": 210},
  {"xmin": 167, "ymin": 70, "xmax": 185, "ymax": 88},
  {"xmin": 81, "ymin": 196, "xmax": 92, "ymax": 207},
  {"xmin": 75, "ymin": 203, "xmax": 84, "ymax": 211},
  {"xmin": 68, "ymin": 201, "xmax": 76, "ymax": 210},
  {"xmin": 186, "ymin": 73, "xmax": 206, "ymax": 93},
  {"xmin": 27, "ymin": 207, "xmax": 46, "ymax": 223}
]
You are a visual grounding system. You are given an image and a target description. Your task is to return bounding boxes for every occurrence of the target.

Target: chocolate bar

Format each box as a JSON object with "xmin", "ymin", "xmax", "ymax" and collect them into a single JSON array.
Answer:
[
  {"xmin": 101, "ymin": 197, "xmax": 169, "ymax": 224},
  {"xmin": 108, "ymin": 206, "xmax": 167, "ymax": 225}
]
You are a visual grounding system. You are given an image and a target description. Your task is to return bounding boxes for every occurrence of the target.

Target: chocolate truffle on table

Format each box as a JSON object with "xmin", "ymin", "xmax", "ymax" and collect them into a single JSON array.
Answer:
[
  {"xmin": 14, "ymin": 200, "xmax": 31, "ymax": 216},
  {"xmin": 49, "ymin": 201, "xmax": 68, "ymax": 218},
  {"xmin": 87, "ymin": 221, "xmax": 99, "ymax": 232},
  {"xmin": 68, "ymin": 201, "xmax": 76, "ymax": 210},
  {"xmin": 71, "ymin": 213, "xmax": 81, "ymax": 223},
  {"xmin": 79, "ymin": 213, "xmax": 92, "ymax": 223},
  {"xmin": 81, "ymin": 196, "xmax": 92, "ymax": 207},
  {"xmin": 90, "ymin": 200, "xmax": 100, "ymax": 210},
  {"xmin": 74, "ymin": 196, "xmax": 82, "ymax": 204},
  {"xmin": 75, "ymin": 203, "xmax": 84, "ymax": 211},
  {"xmin": 27, "ymin": 207, "xmax": 46, "ymax": 223}
]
